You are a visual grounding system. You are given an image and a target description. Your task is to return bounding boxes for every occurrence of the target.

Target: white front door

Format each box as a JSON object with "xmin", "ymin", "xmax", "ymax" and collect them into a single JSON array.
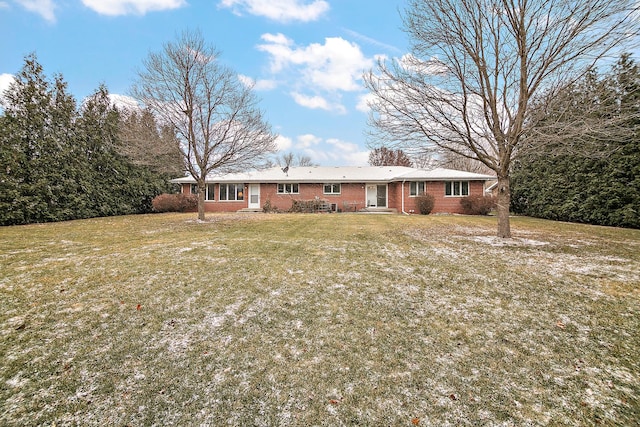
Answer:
[
  {"xmin": 366, "ymin": 184, "xmax": 387, "ymax": 208},
  {"xmin": 248, "ymin": 184, "xmax": 260, "ymax": 209},
  {"xmin": 366, "ymin": 185, "xmax": 377, "ymax": 207}
]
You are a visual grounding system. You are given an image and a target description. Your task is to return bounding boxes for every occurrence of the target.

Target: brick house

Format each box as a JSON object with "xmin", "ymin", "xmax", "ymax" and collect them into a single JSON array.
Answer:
[{"xmin": 171, "ymin": 166, "xmax": 495, "ymax": 214}]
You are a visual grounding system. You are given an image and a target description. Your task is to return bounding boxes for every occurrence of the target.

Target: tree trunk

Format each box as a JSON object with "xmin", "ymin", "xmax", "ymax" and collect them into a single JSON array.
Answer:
[
  {"xmin": 197, "ymin": 181, "xmax": 206, "ymax": 221},
  {"xmin": 496, "ymin": 174, "xmax": 511, "ymax": 238}
]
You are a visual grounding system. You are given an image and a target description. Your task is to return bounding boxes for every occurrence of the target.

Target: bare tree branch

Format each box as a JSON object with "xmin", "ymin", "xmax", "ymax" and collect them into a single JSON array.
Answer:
[
  {"xmin": 132, "ymin": 30, "xmax": 277, "ymax": 220},
  {"xmin": 266, "ymin": 152, "xmax": 318, "ymax": 168},
  {"xmin": 117, "ymin": 108, "xmax": 184, "ymax": 176},
  {"xmin": 364, "ymin": 0, "xmax": 639, "ymax": 237},
  {"xmin": 368, "ymin": 147, "xmax": 413, "ymax": 166}
]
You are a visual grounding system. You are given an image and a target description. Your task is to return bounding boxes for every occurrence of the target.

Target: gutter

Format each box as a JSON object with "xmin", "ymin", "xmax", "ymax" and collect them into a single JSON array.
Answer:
[
  {"xmin": 485, "ymin": 181, "xmax": 498, "ymax": 194},
  {"xmin": 401, "ymin": 180, "xmax": 409, "ymax": 215}
]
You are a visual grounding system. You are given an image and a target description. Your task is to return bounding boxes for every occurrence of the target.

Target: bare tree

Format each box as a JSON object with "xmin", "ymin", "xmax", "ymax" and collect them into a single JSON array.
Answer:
[
  {"xmin": 118, "ymin": 108, "xmax": 183, "ymax": 177},
  {"xmin": 523, "ymin": 65, "xmax": 638, "ymax": 158},
  {"xmin": 267, "ymin": 152, "xmax": 317, "ymax": 168},
  {"xmin": 368, "ymin": 147, "xmax": 413, "ymax": 166},
  {"xmin": 439, "ymin": 150, "xmax": 494, "ymax": 175},
  {"xmin": 132, "ymin": 30, "xmax": 277, "ymax": 220},
  {"xmin": 364, "ymin": 0, "xmax": 638, "ymax": 237},
  {"xmin": 410, "ymin": 152, "xmax": 439, "ymax": 169}
]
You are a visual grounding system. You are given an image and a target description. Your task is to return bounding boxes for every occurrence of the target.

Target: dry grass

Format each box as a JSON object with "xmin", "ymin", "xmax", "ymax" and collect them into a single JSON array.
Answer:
[{"xmin": 1, "ymin": 213, "xmax": 638, "ymax": 426}]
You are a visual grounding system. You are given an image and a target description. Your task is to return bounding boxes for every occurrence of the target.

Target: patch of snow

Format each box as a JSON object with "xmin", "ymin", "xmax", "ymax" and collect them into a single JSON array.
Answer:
[
  {"xmin": 471, "ymin": 236, "xmax": 550, "ymax": 246},
  {"xmin": 5, "ymin": 373, "xmax": 29, "ymax": 388},
  {"xmin": 206, "ymin": 301, "xmax": 243, "ymax": 330}
]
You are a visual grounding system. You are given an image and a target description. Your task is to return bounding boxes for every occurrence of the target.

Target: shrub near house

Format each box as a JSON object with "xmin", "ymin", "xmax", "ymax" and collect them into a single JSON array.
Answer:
[
  {"xmin": 152, "ymin": 194, "xmax": 198, "ymax": 213},
  {"xmin": 460, "ymin": 195, "xmax": 497, "ymax": 215},
  {"xmin": 415, "ymin": 194, "xmax": 435, "ymax": 215}
]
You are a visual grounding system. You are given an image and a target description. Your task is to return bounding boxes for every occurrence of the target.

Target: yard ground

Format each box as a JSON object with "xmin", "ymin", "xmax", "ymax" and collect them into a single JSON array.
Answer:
[{"xmin": 1, "ymin": 213, "xmax": 638, "ymax": 426}]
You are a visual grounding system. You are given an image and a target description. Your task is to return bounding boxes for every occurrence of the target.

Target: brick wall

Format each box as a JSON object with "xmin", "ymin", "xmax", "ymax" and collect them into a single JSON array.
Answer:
[
  {"xmin": 434, "ymin": 181, "xmax": 485, "ymax": 214},
  {"xmin": 181, "ymin": 180, "xmax": 487, "ymax": 214},
  {"xmin": 180, "ymin": 183, "xmax": 248, "ymax": 213},
  {"xmin": 262, "ymin": 183, "xmax": 368, "ymax": 212},
  {"xmin": 399, "ymin": 181, "xmax": 486, "ymax": 214}
]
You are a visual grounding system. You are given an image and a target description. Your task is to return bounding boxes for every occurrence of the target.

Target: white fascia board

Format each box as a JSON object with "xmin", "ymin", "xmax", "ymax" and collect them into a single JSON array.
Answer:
[
  {"xmin": 171, "ymin": 166, "xmax": 496, "ymax": 185},
  {"xmin": 397, "ymin": 168, "xmax": 496, "ymax": 181}
]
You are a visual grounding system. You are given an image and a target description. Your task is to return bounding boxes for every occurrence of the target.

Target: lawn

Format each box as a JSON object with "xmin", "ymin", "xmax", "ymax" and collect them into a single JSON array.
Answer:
[{"xmin": 1, "ymin": 213, "xmax": 638, "ymax": 426}]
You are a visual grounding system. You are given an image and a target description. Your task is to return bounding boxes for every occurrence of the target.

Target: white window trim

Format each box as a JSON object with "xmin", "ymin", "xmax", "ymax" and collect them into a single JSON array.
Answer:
[
  {"xmin": 444, "ymin": 181, "xmax": 470, "ymax": 197},
  {"xmin": 323, "ymin": 183, "xmax": 341, "ymax": 195},
  {"xmin": 409, "ymin": 181, "xmax": 426, "ymax": 197},
  {"xmin": 205, "ymin": 184, "xmax": 215, "ymax": 201},
  {"xmin": 277, "ymin": 183, "xmax": 299, "ymax": 194},
  {"xmin": 219, "ymin": 183, "xmax": 245, "ymax": 201}
]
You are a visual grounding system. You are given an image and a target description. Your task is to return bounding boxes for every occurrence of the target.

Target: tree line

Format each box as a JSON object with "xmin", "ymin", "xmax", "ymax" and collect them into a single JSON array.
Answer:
[
  {"xmin": 511, "ymin": 55, "xmax": 639, "ymax": 228},
  {"xmin": 0, "ymin": 54, "xmax": 182, "ymax": 226}
]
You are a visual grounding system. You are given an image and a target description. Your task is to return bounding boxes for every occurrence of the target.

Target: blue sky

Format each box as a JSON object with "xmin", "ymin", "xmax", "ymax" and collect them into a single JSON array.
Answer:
[{"xmin": 1, "ymin": 0, "xmax": 409, "ymax": 166}]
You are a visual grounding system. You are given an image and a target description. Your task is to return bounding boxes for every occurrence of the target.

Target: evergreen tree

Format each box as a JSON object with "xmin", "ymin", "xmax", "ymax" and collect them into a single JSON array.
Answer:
[
  {"xmin": 0, "ymin": 54, "xmax": 79, "ymax": 224},
  {"xmin": 0, "ymin": 114, "xmax": 27, "ymax": 225},
  {"xmin": 0, "ymin": 55, "xmax": 176, "ymax": 225},
  {"xmin": 512, "ymin": 55, "xmax": 640, "ymax": 228},
  {"xmin": 77, "ymin": 86, "xmax": 176, "ymax": 217}
]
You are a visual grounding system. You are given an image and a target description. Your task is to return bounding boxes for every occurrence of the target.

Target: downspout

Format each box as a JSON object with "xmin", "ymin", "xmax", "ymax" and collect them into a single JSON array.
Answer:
[{"xmin": 401, "ymin": 180, "xmax": 409, "ymax": 215}]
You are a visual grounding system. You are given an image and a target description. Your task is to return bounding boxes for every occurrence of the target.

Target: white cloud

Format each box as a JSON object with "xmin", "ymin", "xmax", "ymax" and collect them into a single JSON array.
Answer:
[
  {"xmin": 291, "ymin": 92, "xmax": 329, "ymax": 110},
  {"xmin": 81, "ymin": 0, "xmax": 186, "ymax": 16},
  {"xmin": 326, "ymin": 137, "xmax": 360, "ymax": 153},
  {"xmin": 253, "ymin": 79, "xmax": 278, "ymax": 91},
  {"xmin": 291, "ymin": 92, "xmax": 346, "ymax": 114},
  {"xmin": 219, "ymin": 0, "xmax": 329, "ymax": 23},
  {"xmin": 280, "ymin": 134, "xmax": 368, "ymax": 166},
  {"xmin": 356, "ymin": 93, "xmax": 376, "ymax": 113},
  {"xmin": 14, "ymin": 0, "xmax": 56, "ymax": 22},
  {"xmin": 0, "ymin": 73, "xmax": 15, "ymax": 93},
  {"xmin": 261, "ymin": 32, "xmax": 292, "ymax": 46},
  {"xmin": 257, "ymin": 33, "xmax": 294, "ymax": 73},
  {"xmin": 238, "ymin": 74, "xmax": 278, "ymax": 91},
  {"xmin": 342, "ymin": 29, "xmax": 401, "ymax": 54},
  {"xmin": 0, "ymin": 73, "xmax": 15, "ymax": 109},
  {"xmin": 108, "ymin": 94, "xmax": 139, "ymax": 110},
  {"xmin": 238, "ymin": 74, "xmax": 254, "ymax": 87},
  {"xmin": 326, "ymin": 138, "xmax": 370, "ymax": 165},
  {"xmin": 398, "ymin": 53, "xmax": 450, "ymax": 76},
  {"xmin": 300, "ymin": 137, "xmax": 369, "ymax": 166},
  {"xmin": 274, "ymin": 134, "xmax": 292, "ymax": 151},
  {"xmin": 258, "ymin": 34, "xmax": 373, "ymax": 92},
  {"xmin": 295, "ymin": 133, "xmax": 322, "ymax": 148},
  {"xmin": 257, "ymin": 33, "xmax": 376, "ymax": 113}
]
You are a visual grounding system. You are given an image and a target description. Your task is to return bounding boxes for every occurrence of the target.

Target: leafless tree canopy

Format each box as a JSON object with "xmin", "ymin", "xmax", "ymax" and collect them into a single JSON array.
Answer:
[
  {"xmin": 267, "ymin": 152, "xmax": 317, "ymax": 168},
  {"xmin": 364, "ymin": 0, "xmax": 638, "ymax": 237},
  {"xmin": 523, "ymin": 66, "xmax": 639, "ymax": 158},
  {"xmin": 439, "ymin": 150, "xmax": 494, "ymax": 175},
  {"xmin": 368, "ymin": 147, "xmax": 413, "ymax": 167},
  {"xmin": 132, "ymin": 30, "xmax": 277, "ymax": 219},
  {"xmin": 118, "ymin": 108, "xmax": 183, "ymax": 177}
]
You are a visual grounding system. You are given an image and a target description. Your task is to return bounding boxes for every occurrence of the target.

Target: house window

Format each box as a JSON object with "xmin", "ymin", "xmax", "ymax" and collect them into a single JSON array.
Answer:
[
  {"xmin": 277, "ymin": 183, "xmax": 299, "ymax": 194},
  {"xmin": 323, "ymin": 183, "xmax": 341, "ymax": 194},
  {"xmin": 219, "ymin": 183, "xmax": 244, "ymax": 201},
  {"xmin": 410, "ymin": 181, "xmax": 426, "ymax": 196},
  {"xmin": 205, "ymin": 184, "xmax": 215, "ymax": 201},
  {"xmin": 190, "ymin": 184, "xmax": 198, "ymax": 195},
  {"xmin": 445, "ymin": 181, "xmax": 469, "ymax": 196}
]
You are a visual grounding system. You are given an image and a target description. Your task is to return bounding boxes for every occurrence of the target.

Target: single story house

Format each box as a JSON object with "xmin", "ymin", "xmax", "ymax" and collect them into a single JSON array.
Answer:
[{"xmin": 171, "ymin": 166, "xmax": 496, "ymax": 214}]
